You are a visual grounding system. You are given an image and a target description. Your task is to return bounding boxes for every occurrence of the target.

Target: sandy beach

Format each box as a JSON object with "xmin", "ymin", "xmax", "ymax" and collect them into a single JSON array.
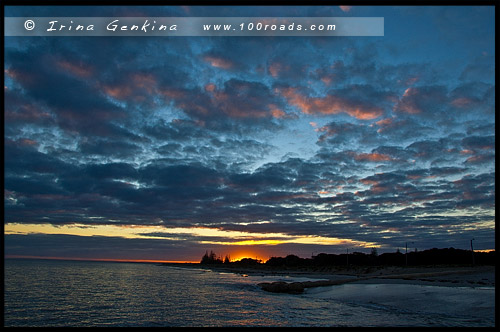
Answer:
[
  {"xmin": 162, "ymin": 262, "xmax": 495, "ymax": 326},
  {"xmin": 194, "ymin": 264, "xmax": 495, "ymax": 289}
]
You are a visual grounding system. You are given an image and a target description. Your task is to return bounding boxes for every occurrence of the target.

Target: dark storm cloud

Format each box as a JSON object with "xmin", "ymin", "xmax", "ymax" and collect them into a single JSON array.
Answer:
[
  {"xmin": 5, "ymin": 139, "xmax": 69, "ymax": 176},
  {"xmin": 4, "ymin": 88, "xmax": 56, "ymax": 130},
  {"xmin": 160, "ymin": 78, "xmax": 288, "ymax": 132},
  {"xmin": 6, "ymin": 48, "xmax": 126, "ymax": 138},
  {"xmin": 393, "ymin": 85, "xmax": 448, "ymax": 115},
  {"xmin": 461, "ymin": 135, "xmax": 495, "ymax": 151}
]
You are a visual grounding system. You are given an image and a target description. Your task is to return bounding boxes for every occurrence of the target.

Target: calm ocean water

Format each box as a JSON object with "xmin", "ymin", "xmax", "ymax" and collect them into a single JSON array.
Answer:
[{"xmin": 4, "ymin": 259, "xmax": 495, "ymax": 327}]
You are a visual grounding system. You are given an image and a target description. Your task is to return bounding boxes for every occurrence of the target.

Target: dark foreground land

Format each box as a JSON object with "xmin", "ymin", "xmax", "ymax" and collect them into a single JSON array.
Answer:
[
  {"xmin": 163, "ymin": 262, "xmax": 494, "ymax": 294},
  {"xmin": 163, "ymin": 247, "xmax": 495, "ymax": 294}
]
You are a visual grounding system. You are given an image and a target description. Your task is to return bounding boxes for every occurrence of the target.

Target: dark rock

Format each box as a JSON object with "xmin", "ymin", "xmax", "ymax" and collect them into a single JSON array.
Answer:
[
  {"xmin": 258, "ymin": 277, "xmax": 366, "ymax": 294},
  {"xmin": 257, "ymin": 281, "xmax": 304, "ymax": 294}
]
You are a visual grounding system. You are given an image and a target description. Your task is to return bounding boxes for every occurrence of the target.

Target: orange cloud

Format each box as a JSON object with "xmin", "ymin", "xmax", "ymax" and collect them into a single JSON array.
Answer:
[
  {"xmin": 161, "ymin": 88, "xmax": 186, "ymax": 99},
  {"xmin": 57, "ymin": 60, "xmax": 93, "ymax": 78},
  {"xmin": 404, "ymin": 76, "xmax": 419, "ymax": 86},
  {"xmin": 5, "ymin": 103, "xmax": 52, "ymax": 122},
  {"xmin": 205, "ymin": 83, "xmax": 216, "ymax": 92},
  {"xmin": 321, "ymin": 76, "xmax": 332, "ymax": 85},
  {"xmin": 18, "ymin": 138, "xmax": 38, "ymax": 146},
  {"xmin": 339, "ymin": 6, "xmax": 352, "ymax": 12},
  {"xmin": 268, "ymin": 61, "xmax": 290, "ymax": 78},
  {"xmin": 375, "ymin": 117, "xmax": 393, "ymax": 127},
  {"xmin": 102, "ymin": 72, "xmax": 159, "ymax": 100},
  {"xmin": 131, "ymin": 73, "xmax": 157, "ymax": 93},
  {"xmin": 360, "ymin": 178, "xmax": 378, "ymax": 185},
  {"xmin": 103, "ymin": 85, "xmax": 132, "ymax": 99},
  {"xmin": 203, "ymin": 55, "xmax": 234, "ymax": 69},
  {"xmin": 354, "ymin": 152, "xmax": 393, "ymax": 162},
  {"xmin": 374, "ymin": 117, "xmax": 396, "ymax": 133},
  {"xmin": 451, "ymin": 97, "xmax": 473, "ymax": 108},
  {"xmin": 465, "ymin": 155, "xmax": 491, "ymax": 164},
  {"xmin": 394, "ymin": 88, "xmax": 421, "ymax": 114},
  {"xmin": 5, "ymin": 68, "xmax": 35, "ymax": 85},
  {"xmin": 280, "ymin": 87, "xmax": 383, "ymax": 120},
  {"xmin": 270, "ymin": 106, "xmax": 286, "ymax": 119}
]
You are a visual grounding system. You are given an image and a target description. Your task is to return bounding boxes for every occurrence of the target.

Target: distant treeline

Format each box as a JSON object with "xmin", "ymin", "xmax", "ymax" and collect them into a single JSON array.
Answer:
[{"xmin": 200, "ymin": 248, "xmax": 495, "ymax": 267}]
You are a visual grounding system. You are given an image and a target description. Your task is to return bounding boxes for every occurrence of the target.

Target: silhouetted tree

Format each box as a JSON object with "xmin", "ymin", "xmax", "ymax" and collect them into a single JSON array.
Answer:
[
  {"xmin": 201, "ymin": 248, "xmax": 495, "ymax": 268},
  {"xmin": 200, "ymin": 250, "xmax": 223, "ymax": 264},
  {"xmin": 233, "ymin": 258, "xmax": 261, "ymax": 266}
]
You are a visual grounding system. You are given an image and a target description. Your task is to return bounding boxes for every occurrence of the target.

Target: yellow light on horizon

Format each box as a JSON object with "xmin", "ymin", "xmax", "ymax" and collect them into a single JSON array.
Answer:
[{"xmin": 4, "ymin": 222, "xmax": 380, "ymax": 249}]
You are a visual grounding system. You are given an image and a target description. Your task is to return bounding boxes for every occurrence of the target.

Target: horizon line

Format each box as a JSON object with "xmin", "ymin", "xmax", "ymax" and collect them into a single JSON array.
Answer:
[
  {"xmin": 5, "ymin": 248, "xmax": 495, "ymax": 264},
  {"xmin": 4, "ymin": 255, "xmax": 199, "ymax": 264}
]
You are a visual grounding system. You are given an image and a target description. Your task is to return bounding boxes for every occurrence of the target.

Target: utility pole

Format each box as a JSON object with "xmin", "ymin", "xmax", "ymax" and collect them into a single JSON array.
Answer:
[
  {"xmin": 405, "ymin": 242, "xmax": 407, "ymax": 266},
  {"xmin": 405, "ymin": 242, "xmax": 414, "ymax": 266},
  {"xmin": 470, "ymin": 238, "xmax": 475, "ymax": 266},
  {"xmin": 346, "ymin": 248, "xmax": 349, "ymax": 267}
]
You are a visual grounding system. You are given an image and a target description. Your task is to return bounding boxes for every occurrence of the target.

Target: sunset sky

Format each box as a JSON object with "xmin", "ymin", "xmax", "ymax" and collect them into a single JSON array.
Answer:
[{"xmin": 4, "ymin": 5, "xmax": 495, "ymax": 263}]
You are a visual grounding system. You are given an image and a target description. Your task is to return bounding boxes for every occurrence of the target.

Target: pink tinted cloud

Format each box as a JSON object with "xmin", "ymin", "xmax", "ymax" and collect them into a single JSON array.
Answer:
[
  {"xmin": 451, "ymin": 97, "xmax": 474, "ymax": 108},
  {"xmin": 279, "ymin": 87, "xmax": 383, "ymax": 120},
  {"xmin": 354, "ymin": 152, "xmax": 393, "ymax": 162},
  {"xmin": 360, "ymin": 178, "xmax": 378, "ymax": 186},
  {"xmin": 394, "ymin": 87, "xmax": 421, "ymax": 114},
  {"xmin": 320, "ymin": 76, "xmax": 332, "ymax": 85},
  {"xmin": 102, "ymin": 72, "xmax": 159, "ymax": 100},
  {"xmin": 17, "ymin": 138, "xmax": 38, "ymax": 146},
  {"xmin": 268, "ymin": 61, "xmax": 290, "ymax": 78},
  {"xmin": 5, "ymin": 103, "xmax": 53, "ymax": 123},
  {"xmin": 203, "ymin": 55, "xmax": 234, "ymax": 69},
  {"xmin": 406, "ymin": 76, "xmax": 419, "ymax": 85},
  {"xmin": 339, "ymin": 6, "xmax": 352, "ymax": 12},
  {"xmin": 393, "ymin": 86, "xmax": 447, "ymax": 115},
  {"xmin": 205, "ymin": 83, "xmax": 216, "ymax": 92},
  {"xmin": 375, "ymin": 117, "xmax": 393, "ymax": 127},
  {"xmin": 131, "ymin": 73, "xmax": 157, "ymax": 93},
  {"xmin": 465, "ymin": 154, "xmax": 493, "ymax": 164},
  {"xmin": 103, "ymin": 85, "xmax": 133, "ymax": 100},
  {"xmin": 161, "ymin": 88, "xmax": 186, "ymax": 99},
  {"xmin": 5, "ymin": 68, "xmax": 35, "ymax": 85},
  {"xmin": 374, "ymin": 117, "xmax": 395, "ymax": 133},
  {"xmin": 56, "ymin": 60, "xmax": 94, "ymax": 78},
  {"xmin": 269, "ymin": 104, "xmax": 286, "ymax": 118}
]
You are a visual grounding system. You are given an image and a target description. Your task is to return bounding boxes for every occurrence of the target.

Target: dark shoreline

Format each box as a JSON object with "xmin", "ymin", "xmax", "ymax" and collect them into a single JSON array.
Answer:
[{"xmin": 160, "ymin": 262, "xmax": 495, "ymax": 293}]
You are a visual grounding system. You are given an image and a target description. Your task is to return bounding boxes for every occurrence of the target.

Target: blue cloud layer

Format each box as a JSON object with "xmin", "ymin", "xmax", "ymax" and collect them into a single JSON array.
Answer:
[{"xmin": 4, "ymin": 5, "xmax": 495, "ymax": 259}]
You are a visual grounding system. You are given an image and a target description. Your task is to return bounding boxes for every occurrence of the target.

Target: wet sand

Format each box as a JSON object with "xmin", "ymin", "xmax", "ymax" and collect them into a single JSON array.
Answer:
[
  {"xmin": 190, "ymin": 263, "xmax": 495, "ymax": 326},
  {"xmin": 195, "ymin": 264, "xmax": 495, "ymax": 289}
]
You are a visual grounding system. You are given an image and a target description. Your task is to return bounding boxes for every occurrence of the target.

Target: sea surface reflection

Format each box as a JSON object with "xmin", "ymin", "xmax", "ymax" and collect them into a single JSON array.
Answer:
[{"xmin": 4, "ymin": 259, "xmax": 494, "ymax": 327}]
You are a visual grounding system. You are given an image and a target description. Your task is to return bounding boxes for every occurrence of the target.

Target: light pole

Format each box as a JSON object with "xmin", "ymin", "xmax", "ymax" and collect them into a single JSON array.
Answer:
[
  {"xmin": 405, "ymin": 242, "xmax": 414, "ymax": 266},
  {"xmin": 470, "ymin": 238, "xmax": 475, "ymax": 266}
]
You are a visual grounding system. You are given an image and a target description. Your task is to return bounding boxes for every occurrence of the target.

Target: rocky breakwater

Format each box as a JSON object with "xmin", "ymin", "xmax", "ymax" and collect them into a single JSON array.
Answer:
[{"xmin": 258, "ymin": 277, "xmax": 368, "ymax": 294}]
